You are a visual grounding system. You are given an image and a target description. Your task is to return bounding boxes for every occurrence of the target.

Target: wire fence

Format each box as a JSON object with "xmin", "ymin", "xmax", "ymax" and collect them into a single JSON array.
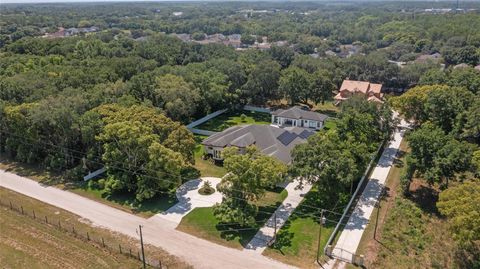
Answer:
[{"xmin": 0, "ymin": 198, "xmax": 166, "ymax": 269}]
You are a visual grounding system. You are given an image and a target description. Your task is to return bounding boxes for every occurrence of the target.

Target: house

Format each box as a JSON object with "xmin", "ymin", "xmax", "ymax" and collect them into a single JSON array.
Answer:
[
  {"xmin": 415, "ymin": 53, "xmax": 442, "ymax": 64},
  {"xmin": 334, "ymin": 80, "xmax": 384, "ymax": 104},
  {"xmin": 475, "ymin": 65, "xmax": 480, "ymax": 71},
  {"xmin": 202, "ymin": 125, "xmax": 315, "ymax": 164},
  {"xmin": 453, "ymin": 63, "xmax": 470, "ymax": 69},
  {"xmin": 271, "ymin": 106, "xmax": 328, "ymax": 130}
]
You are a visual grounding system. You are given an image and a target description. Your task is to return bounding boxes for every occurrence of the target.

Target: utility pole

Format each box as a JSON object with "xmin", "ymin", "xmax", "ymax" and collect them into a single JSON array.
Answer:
[
  {"xmin": 374, "ymin": 187, "xmax": 384, "ymax": 240},
  {"xmin": 138, "ymin": 225, "xmax": 146, "ymax": 269},
  {"xmin": 316, "ymin": 209, "xmax": 326, "ymax": 264},
  {"xmin": 374, "ymin": 200, "xmax": 380, "ymax": 240},
  {"xmin": 273, "ymin": 212, "xmax": 277, "ymax": 242}
]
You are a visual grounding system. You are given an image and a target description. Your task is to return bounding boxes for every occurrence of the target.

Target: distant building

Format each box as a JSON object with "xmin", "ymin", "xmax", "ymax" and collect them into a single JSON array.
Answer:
[
  {"xmin": 271, "ymin": 106, "xmax": 328, "ymax": 130},
  {"xmin": 172, "ymin": 12, "xmax": 183, "ymax": 16},
  {"xmin": 475, "ymin": 65, "xmax": 480, "ymax": 71},
  {"xmin": 337, "ymin": 44, "xmax": 362, "ymax": 58},
  {"xmin": 202, "ymin": 125, "xmax": 315, "ymax": 164},
  {"xmin": 415, "ymin": 52, "xmax": 442, "ymax": 64},
  {"xmin": 171, "ymin": 33, "xmax": 191, "ymax": 42},
  {"xmin": 334, "ymin": 80, "xmax": 384, "ymax": 104},
  {"xmin": 453, "ymin": 63, "xmax": 470, "ymax": 69}
]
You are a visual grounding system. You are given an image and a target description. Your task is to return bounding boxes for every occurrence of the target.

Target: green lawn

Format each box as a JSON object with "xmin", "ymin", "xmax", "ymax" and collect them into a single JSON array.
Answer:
[
  {"xmin": 70, "ymin": 183, "xmax": 178, "ymax": 218},
  {"xmin": 177, "ymin": 187, "xmax": 288, "ymax": 249},
  {"xmin": 193, "ymin": 135, "xmax": 227, "ymax": 178},
  {"xmin": 322, "ymin": 119, "xmax": 337, "ymax": 132},
  {"xmin": 312, "ymin": 101, "xmax": 339, "ymax": 117},
  {"xmin": 196, "ymin": 110, "xmax": 271, "ymax": 132},
  {"xmin": 263, "ymin": 186, "xmax": 342, "ymax": 269}
]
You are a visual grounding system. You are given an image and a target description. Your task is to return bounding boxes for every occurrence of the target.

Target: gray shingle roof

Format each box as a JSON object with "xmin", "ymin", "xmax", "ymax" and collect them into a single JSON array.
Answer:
[
  {"xmin": 271, "ymin": 106, "xmax": 329, "ymax": 122},
  {"xmin": 202, "ymin": 124, "xmax": 315, "ymax": 164}
]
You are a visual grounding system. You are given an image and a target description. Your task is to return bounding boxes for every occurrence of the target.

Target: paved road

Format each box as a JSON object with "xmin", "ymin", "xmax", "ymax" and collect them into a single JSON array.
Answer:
[
  {"xmin": 245, "ymin": 179, "xmax": 313, "ymax": 253},
  {"xmin": 0, "ymin": 169, "xmax": 295, "ymax": 269},
  {"xmin": 332, "ymin": 120, "xmax": 408, "ymax": 262}
]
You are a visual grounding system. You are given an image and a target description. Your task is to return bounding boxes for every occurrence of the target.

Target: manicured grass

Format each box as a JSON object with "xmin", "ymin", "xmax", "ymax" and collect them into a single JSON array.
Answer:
[
  {"xmin": 193, "ymin": 135, "xmax": 227, "ymax": 178},
  {"xmin": 196, "ymin": 110, "xmax": 271, "ymax": 132},
  {"xmin": 1, "ymin": 154, "xmax": 178, "ymax": 218},
  {"xmin": 70, "ymin": 183, "xmax": 178, "ymax": 218},
  {"xmin": 177, "ymin": 187, "xmax": 288, "ymax": 249},
  {"xmin": 312, "ymin": 101, "xmax": 340, "ymax": 117},
  {"xmin": 0, "ymin": 187, "xmax": 190, "ymax": 269},
  {"xmin": 322, "ymin": 119, "xmax": 337, "ymax": 132},
  {"xmin": 263, "ymin": 186, "xmax": 342, "ymax": 268}
]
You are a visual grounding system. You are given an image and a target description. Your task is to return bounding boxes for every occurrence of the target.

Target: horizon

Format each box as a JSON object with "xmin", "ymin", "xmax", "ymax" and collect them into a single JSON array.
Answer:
[{"xmin": 1, "ymin": 0, "xmax": 473, "ymax": 4}]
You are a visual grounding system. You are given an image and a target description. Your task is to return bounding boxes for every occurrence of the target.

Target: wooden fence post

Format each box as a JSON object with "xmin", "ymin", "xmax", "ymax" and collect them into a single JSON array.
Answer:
[
  {"xmin": 9, "ymin": 201, "xmax": 12, "ymax": 210},
  {"xmin": 20, "ymin": 206, "xmax": 24, "ymax": 215},
  {"xmin": 102, "ymin": 237, "xmax": 105, "ymax": 247},
  {"xmin": 87, "ymin": 232, "xmax": 90, "ymax": 241},
  {"xmin": 45, "ymin": 215, "xmax": 48, "ymax": 224},
  {"xmin": 58, "ymin": 220, "xmax": 61, "ymax": 229},
  {"xmin": 119, "ymin": 244, "xmax": 122, "ymax": 254},
  {"xmin": 33, "ymin": 209, "xmax": 36, "ymax": 219}
]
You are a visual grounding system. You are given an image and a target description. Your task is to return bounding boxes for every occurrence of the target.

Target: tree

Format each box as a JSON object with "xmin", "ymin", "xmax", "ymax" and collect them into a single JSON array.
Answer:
[
  {"xmin": 424, "ymin": 86, "xmax": 474, "ymax": 134},
  {"xmin": 437, "ymin": 181, "xmax": 480, "ymax": 250},
  {"xmin": 310, "ymin": 70, "xmax": 335, "ymax": 105},
  {"xmin": 279, "ymin": 66, "xmax": 311, "ymax": 105},
  {"xmin": 269, "ymin": 45, "xmax": 294, "ymax": 68},
  {"xmin": 191, "ymin": 32, "xmax": 205, "ymax": 41},
  {"xmin": 290, "ymin": 131, "xmax": 368, "ymax": 196},
  {"xmin": 408, "ymin": 123, "xmax": 474, "ymax": 187},
  {"xmin": 99, "ymin": 121, "xmax": 187, "ymax": 202},
  {"xmin": 213, "ymin": 146, "xmax": 287, "ymax": 226},
  {"xmin": 241, "ymin": 60, "xmax": 281, "ymax": 104},
  {"xmin": 154, "ymin": 74, "xmax": 201, "ymax": 122},
  {"xmin": 390, "ymin": 85, "xmax": 437, "ymax": 124},
  {"xmin": 240, "ymin": 35, "xmax": 255, "ymax": 45}
]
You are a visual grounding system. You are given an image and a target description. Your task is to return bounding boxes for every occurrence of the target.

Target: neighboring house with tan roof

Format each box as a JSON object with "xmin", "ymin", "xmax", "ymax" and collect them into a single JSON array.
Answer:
[
  {"xmin": 271, "ymin": 106, "xmax": 328, "ymax": 130},
  {"xmin": 453, "ymin": 63, "xmax": 470, "ymax": 69},
  {"xmin": 202, "ymin": 124, "xmax": 316, "ymax": 164},
  {"xmin": 334, "ymin": 80, "xmax": 384, "ymax": 104},
  {"xmin": 415, "ymin": 52, "xmax": 442, "ymax": 64}
]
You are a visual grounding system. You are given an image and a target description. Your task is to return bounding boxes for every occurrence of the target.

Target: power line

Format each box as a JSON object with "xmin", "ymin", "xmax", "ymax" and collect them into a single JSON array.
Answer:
[{"xmin": 2, "ymin": 130, "xmax": 349, "ymax": 216}]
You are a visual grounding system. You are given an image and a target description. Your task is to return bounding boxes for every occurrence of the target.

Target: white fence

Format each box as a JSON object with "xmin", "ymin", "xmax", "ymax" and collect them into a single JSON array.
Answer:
[
  {"xmin": 186, "ymin": 109, "xmax": 228, "ymax": 129},
  {"xmin": 243, "ymin": 105, "xmax": 271, "ymax": 114},
  {"xmin": 189, "ymin": 129, "xmax": 218, "ymax": 136}
]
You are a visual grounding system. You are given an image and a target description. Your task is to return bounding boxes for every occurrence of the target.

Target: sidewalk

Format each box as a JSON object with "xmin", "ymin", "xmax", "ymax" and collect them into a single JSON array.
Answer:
[
  {"xmin": 332, "ymin": 121, "xmax": 408, "ymax": 262},
  {"xmin": 244, "ymin": 179, "xmax": 313, "ymax": 253}
]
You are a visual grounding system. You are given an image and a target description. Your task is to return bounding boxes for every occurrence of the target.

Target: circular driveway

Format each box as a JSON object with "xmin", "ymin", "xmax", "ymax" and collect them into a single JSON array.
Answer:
[{"xmin": 157, "ymin": 177, "xmax": 223, "ymax": 224}]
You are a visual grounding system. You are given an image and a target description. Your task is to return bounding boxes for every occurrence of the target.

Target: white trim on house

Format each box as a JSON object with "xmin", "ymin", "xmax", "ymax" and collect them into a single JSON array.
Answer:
[{"xmin": 271, "ymin": 115, "xmax": 323, "ymax": 130}]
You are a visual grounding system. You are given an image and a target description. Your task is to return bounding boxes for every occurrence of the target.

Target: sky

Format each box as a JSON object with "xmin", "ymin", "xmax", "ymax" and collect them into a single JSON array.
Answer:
[{"xmin": 1, "ymin": 0, "xmax": 466, "ymax": 3}]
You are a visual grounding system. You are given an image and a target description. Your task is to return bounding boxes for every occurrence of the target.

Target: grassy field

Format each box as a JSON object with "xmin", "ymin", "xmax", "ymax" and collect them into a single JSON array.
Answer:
[
  {"xmin": 196, "ymin": 110, "xmax": 271, "ymax": 132},
  {"xmin": 350, "ymin": 140, "xmax": 458, "ymax": 269},
  {"xmin": 177, "ymin": 187, "xmax": 288, "ymax": 249},
  {"xmin": 193, "ymin": 135, "xmax": 227, "ymax": 178},
  {"xmin": 263, "ymin": 186, "xmax": 340, "ymax": 269},
  {"xmin": 0, "ymin": 187, "xmax": 191, "ymax": 269}
]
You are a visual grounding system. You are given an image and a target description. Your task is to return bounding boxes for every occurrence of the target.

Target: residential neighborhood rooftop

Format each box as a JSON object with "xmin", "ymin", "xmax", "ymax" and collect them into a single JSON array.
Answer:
[
  {"xmin": 271, "ymin": 106, "xmax": 329, "ymax": 122},
  {"xmin": 202, "ymin": 124, "xmax": 315, "ymax": 164}
]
